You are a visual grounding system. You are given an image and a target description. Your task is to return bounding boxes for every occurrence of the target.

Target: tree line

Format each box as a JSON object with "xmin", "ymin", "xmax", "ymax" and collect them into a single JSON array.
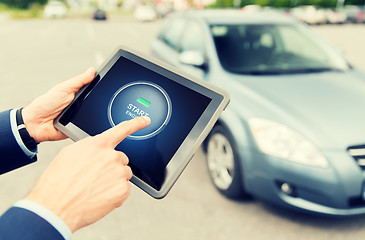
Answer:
[
  {"xmin": 1, "ymin": 0, "xmax": 364, "ymax": 11},
  {"xmin": 0, "ymin": 0, "xmax": 47, "ymax": 9}
]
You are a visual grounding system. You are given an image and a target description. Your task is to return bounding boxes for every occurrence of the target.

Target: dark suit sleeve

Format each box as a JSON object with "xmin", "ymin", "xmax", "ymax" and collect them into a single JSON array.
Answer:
[
  {"xmin": 0, "ymin": 110, "xmax": 37, "ymax": 175},
  {"xmin": 0, "ymin": 207, "xmax": 65, "ymax": 240},
  {"xmin": 0, "ymin": 111, "xmax": 66, "ymax": 239}
]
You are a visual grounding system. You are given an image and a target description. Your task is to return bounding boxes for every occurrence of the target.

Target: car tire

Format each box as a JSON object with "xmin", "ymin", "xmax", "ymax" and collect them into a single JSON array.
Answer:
[{"xmin": 205, "ymin": 125, "xmax": 250, "ymax": 199}]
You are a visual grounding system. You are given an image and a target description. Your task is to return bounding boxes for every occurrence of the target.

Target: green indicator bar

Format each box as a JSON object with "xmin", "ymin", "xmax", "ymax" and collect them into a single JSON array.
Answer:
[{"xmin": 137, "ymin": 97, "xmax": 151, "ymax": 107}]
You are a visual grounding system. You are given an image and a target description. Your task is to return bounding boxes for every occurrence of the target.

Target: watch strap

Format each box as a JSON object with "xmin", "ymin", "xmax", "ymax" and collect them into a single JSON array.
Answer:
[{"xmin": 16, "ymin": 108, "xmax": 38, "ymax": 152}]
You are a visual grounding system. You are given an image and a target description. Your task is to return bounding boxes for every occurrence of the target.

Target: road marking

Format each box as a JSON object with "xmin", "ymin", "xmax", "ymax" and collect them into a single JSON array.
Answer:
[{"xmin": 94, "ymin": 51, "xmax": 104, "ymax": 66}]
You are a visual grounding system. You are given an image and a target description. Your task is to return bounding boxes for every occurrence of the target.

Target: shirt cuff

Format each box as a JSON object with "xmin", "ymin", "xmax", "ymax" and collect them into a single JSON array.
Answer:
[
  {"xmin": 14, "ymin": 200, "xmax": 72, "ymax": 240},
  {"xmin": 10, "ymin": 108, "xmax": 37, "ymax": 158}
]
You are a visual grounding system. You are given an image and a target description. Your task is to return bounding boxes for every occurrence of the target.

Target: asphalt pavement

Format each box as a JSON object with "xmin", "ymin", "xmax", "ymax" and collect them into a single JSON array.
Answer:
[{"xmin": 1, "ymin": 15, "xmax": 365, "ymax": 240}]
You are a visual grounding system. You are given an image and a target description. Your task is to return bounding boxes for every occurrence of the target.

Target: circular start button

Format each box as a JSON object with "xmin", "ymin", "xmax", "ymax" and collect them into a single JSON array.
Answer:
[{"xmin": 108, "ymin": 81, "xmax": 172, "ymax": 140}]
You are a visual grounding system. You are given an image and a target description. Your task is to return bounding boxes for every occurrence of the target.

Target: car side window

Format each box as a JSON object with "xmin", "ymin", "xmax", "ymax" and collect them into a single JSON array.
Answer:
[
  {"xmin": 179, "ymin": 21, "xmax": 205, "ymax": 54},
  {"xmin": 159, "ymin": 18, "xmax": 187, "ymax": 50}
]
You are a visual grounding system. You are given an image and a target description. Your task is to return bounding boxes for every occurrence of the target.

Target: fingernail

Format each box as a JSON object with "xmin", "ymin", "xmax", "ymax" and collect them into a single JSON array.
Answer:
[{"xmin": 141, "ymin": 116, "xmax": 151, "ymax": 124}]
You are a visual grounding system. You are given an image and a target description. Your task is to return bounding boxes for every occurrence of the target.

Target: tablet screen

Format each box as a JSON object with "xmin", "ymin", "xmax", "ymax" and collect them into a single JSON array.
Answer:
[{"xmin": 59, "ymin": 55, "xmax": 212, "ymax": 190}]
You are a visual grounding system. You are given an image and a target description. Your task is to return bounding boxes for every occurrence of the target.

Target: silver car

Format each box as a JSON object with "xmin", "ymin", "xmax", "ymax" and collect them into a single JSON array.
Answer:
[
  {"xmin": 151, "ymin": 9, "xmax": 365, "ymax": 216},
  {"xmin": 152, "ymin": 10, "xmax": 365, "ymax": 215}
]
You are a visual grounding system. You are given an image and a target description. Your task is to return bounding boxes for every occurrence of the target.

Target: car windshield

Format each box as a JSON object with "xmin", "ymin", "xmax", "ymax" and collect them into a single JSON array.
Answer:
[{"xmin": 210, "ymin": 24, "xmax": 350, "ymax": 75}]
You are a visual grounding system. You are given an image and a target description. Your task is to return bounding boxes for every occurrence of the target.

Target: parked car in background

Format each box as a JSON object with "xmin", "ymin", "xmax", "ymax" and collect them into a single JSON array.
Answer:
[
  {"xmin": 92, "ymin": 8, "xmax": 107, "ymax": 20},
  {"xmin": 342, "ymin": 5, "xmax": 365, "ymax": 23},
  {"xmin": 151, "ymin": 10, "xmax": 365, "ymax": 216},
  {"xmin": 134, "ymin": 5, "xmax": 157, "ymax": 21},
  {"xmin": 155, "ymin": 3, "xmax": 173, "ymax": 18},
  {"xmin": 43, "ymin": 1, "xmax": 67, "ymax": 18},
  {"xmin": 290, "ymin": 5, "xmax": 327, "ymax": 25},
  {"xmin": 324, "ymin": 9, "xmax": 347, "ymax": 24}
]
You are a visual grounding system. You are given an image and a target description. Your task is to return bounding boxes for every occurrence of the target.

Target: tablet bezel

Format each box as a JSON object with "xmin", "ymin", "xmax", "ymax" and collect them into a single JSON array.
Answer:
[{"xmin": 54, "ymin": 46, "xmax": 230, "ymax": 199}]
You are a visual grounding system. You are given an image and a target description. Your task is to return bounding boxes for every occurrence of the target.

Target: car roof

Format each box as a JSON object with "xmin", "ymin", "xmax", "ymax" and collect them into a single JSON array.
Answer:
[{"xmin": 172, "ymin": 9, "xmax": 297, "ymax": 25}]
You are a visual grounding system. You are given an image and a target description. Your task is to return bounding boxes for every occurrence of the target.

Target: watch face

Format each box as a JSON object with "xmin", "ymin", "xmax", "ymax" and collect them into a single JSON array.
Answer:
[{"xmin": 108, "ymin": 81, "xmax": 172, "ymax": 140}]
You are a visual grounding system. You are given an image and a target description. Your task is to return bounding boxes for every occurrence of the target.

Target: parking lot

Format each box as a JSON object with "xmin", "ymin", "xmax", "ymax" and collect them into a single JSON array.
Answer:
[{"xmin": 1, "ymin": 15, "xmax": 365, "ymax": 240}]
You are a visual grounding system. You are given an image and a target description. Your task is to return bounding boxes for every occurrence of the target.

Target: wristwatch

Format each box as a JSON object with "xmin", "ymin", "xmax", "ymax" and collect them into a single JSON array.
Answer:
[{"xmin": 16, "ymin": 108, "xmax": 38, "ymax": 152}]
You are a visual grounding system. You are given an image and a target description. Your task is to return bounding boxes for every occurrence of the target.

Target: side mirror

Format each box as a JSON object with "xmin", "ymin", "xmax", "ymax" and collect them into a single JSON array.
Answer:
[
  {"xmin": 334, "ymin": 46, "xmax": 345, "ymax": 57},
  {"xmin": 178, "ymin": 50, "xmax": 206, "ymax": 69}
]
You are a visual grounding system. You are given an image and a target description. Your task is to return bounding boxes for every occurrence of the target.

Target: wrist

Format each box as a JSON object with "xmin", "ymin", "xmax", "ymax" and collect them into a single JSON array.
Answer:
[
  {"xmin": 16, "ymin": 108, "xmax": 38, "ymax": 151},
  {"xmin": 21, "ymin": 106, "xmax": 41, "ymax": 143}
]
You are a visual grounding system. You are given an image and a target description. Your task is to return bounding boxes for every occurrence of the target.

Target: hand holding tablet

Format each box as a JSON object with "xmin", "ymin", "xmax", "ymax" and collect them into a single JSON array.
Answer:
[{"xmin": 55, "ymin": 47, "xmax": 230, "ymax": 198}]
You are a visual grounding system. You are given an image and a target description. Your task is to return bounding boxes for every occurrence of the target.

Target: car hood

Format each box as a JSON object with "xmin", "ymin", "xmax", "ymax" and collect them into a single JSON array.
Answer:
[{"xmin": 224, "ymin": 70, "xmax": 365, "ymax": 149}]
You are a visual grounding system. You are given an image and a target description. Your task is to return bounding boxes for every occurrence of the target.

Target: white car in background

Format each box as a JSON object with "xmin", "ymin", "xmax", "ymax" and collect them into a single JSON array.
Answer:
[
  {"xmin": 291, "ymin": 6, "xmax": 327, "ymax": 25},
  {"xmin": 324, "ymin": 9, "xmax": 347, "ymax": 24},
  {"xmin": 44, "ymin": 1, "xmax": 67, "ymax": 18},
  {"xmin": 134, "ymin": 5, "xmax": 157, "ymax": 21}
]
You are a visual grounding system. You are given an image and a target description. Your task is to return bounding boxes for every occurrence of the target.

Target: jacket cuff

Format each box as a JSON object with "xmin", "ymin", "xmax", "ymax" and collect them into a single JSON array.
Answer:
[{"xmin": 14, "ymin": 200, "xmax": 72, "ymax": 240}]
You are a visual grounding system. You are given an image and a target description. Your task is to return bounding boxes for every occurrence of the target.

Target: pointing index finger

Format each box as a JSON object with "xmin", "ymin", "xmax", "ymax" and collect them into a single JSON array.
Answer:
[{"xmin": 101, "ymin": 116, "xmax": 151, "ymax": 148}]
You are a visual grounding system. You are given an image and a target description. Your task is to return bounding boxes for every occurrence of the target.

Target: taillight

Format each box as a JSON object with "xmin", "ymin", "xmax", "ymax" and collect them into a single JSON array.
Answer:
[{"xmin": 357, "ymin": 11, "xmax": 363, "ymax": 21}]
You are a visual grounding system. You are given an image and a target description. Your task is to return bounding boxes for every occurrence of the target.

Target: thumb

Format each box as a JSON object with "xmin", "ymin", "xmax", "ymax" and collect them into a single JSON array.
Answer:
[{"xmin": 64, "ymin": 67, "xmax": 96, "ymax": 93}]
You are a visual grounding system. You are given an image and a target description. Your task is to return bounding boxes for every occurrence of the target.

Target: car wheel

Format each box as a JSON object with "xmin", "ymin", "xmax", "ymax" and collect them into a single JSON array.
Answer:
[{"xmin": 206, "ymin": 125, "xmax": 249, "ymax": 199}]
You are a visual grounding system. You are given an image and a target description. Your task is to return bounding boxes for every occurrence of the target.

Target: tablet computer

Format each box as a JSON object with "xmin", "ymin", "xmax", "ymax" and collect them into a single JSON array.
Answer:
[{"xmin": 54, "ymin": 46, "xmax": 230, "ymax": 199}]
